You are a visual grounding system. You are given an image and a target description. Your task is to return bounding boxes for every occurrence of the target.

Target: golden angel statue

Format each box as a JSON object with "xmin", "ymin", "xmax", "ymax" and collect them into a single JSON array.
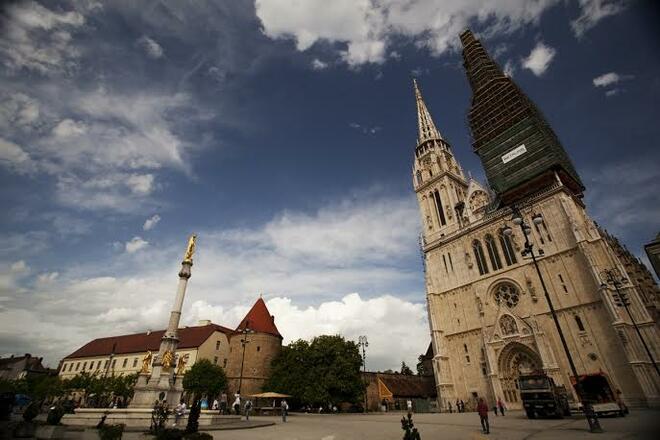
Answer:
[
  {"xmin": 140, "ymin": 351, "xmax": 153, "ymax": 374},
  {"xmin": 162, "ymin": 350, "xmax": 174, "ymax": 370},
  {"xmin": 176, "ymin": 354, "xmax": 188, "ymax": 376},
  {"xmin": 183, "ymin": 234, "xmax": 197, "ymax": 263}
]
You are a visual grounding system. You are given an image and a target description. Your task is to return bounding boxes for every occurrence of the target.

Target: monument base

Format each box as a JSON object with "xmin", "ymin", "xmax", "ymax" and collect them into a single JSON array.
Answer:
[
  {"xmin": 130, "ymin": 372, "xmax": 184, "ymax": 408},
  {"xmin": 61, "ymin": 409, "xmax": 240, "ymax": 428}
]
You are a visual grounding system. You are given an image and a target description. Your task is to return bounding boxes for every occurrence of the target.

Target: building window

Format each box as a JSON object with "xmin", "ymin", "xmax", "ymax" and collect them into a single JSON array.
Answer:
[
  {"xmin": 541, "ymin": 219, "xmax": 552, "ymax": 242},
  {"xmin": 416, "ymin": 170, "xmax": 422, "ymax": 185},
  {"xmin": 104, "ymin": 360, "xmax": 109, "ymax": 369},
  {"xmin": 82, "ymin": 362, "xmax": 87, "ymax": 370},
  {"xmin": 133, "ymin": 358, "xmax": 138, "ymax": 368},
  {"xmin": 257, "ymin": 346, "xmax": 261, "ymax": 352},
  {"xmin": 97, "ymin": 361, "xmax": 102, "ymax": 369},
  {"xmin": 215, "ymin": 341, "xmax": 221, "ymax": 350},
  {"xmin": 463, "ymin": 344, "xmax": 468, "ymax": 353},
  {"xmin": 494, "ymin": 282, "xmax": 520, "ymax": 308},
  {"xmin": 485, "ymin": 234, "xmax": 503, "ymax": 270},
  {"xmin": 214, "ymin": 356, "xmax": 218, "ymax": 365},
  {"xmin": 442, "ymin": 254, "xmax": 448, "ymax": 273},
  {"xmin": 558, "ymin": 274, "xmax": 568, "ymax": 293},
  {"xmin": 481, "ymin": 366, "xmax": 487, "ymax": 376},
  {"xmin": 122, "ymin": 358, "xmax": 127, "ymax": 368},
  {"xmin": 112, "ymin": 359, "xmax": 116, "ymax": 369},
  {"xmin": 575, "ymin": 315, "xmax": 585, "ymax": 332},
  {"xmin": 223, "ymin": 359, "xmax": 228, "ymax": 368},
  {"xmin": 499, "ymin": 230, "xmax": 517, "ymax": 266},
  {"xmin": 533, "ymin": 221, "xmax": 545, "ymax": 245},
  {"xmin": 76, "ymin": 362, "xmax": 80, "ymax": 371},
  {"xmin": 433, "ymin": 190, "xmax": 447, "ymax": 226},
  {"xmin": 448, "ymin": 253, "xmax": 454, "ymax": 271},
  {"xmin": 472, "ymin": 240, "xmax": 489, "ymax": 275}
]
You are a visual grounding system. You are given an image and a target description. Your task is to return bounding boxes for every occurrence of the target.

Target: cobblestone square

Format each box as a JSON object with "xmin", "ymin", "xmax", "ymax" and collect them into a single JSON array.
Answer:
[{"xmin": 211, "ymin": 410, "xmax": 659, "ymax": 440}]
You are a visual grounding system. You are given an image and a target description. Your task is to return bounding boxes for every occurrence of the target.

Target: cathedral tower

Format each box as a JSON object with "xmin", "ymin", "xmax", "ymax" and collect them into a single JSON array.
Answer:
[
  {"xmin": 460, "ymin": 30, "xmax": 583, "ymax": 205},
  {"xmin": 414, "ymin": 31, "xmax": 659, "ymax": 412},
  {"xmin": 412, "ymin": 79, "xmax": 468, "ymax": 242}
]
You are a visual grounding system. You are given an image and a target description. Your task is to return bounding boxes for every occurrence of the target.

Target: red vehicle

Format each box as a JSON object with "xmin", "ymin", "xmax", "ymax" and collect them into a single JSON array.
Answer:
[{"xmin": 572, "ymin": 373, "xmax": 626, "ymax": 417}]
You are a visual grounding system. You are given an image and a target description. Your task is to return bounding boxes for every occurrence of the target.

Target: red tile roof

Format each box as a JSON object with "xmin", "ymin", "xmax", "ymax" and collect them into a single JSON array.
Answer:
[
  {"xmin": 235, "ymin": 298, "xmax": 282, "ymax": 338},
  {"xmin": 64, "ymin": 324, "xmax": 234, "ymax": 359}
]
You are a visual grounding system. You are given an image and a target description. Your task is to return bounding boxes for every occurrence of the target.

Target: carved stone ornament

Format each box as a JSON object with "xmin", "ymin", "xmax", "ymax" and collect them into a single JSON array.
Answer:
[{"xmin": 500, "ymin": 315, "xmax": 518, "ymax": 336}]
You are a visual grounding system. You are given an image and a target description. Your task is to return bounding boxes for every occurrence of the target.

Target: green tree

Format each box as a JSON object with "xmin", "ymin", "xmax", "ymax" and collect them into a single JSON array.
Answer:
[
  {"xmin": 182, "ymin": 359, "xmax": 227, "ymax": 400},
  {"xmin": 416, "ymin": 355, "xmax": 428, "ymax": 376},
  {"xmin": 400, "ymin": 361, "xmax": 413, "ymax": 375},
  {"xmin": 265, "ymin": 335, "xmax": 364, "ymax": 407}
]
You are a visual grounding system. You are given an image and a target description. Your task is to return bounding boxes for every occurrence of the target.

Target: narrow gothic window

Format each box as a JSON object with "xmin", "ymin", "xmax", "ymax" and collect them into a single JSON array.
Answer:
[
  {"xmin": 499, "ymin": 229, "xmax": 518, "ymax": 266},
  {"xmin": 463, "ymin": 344, "xmax": 468, "ymax": 353},
  {"xmin": 541, "ymin": 220, "xmax": 552, "ymax": 242},
  {"xmin": 472, "ymin": 239, "xmax": 489, "ymax": 275},
  {"xmin": 533, "ymin": 221, "xmax": 545, "ymax": 245},
  {"xmin": 485, "ymin": 234, "xmax": 503, "ymax": 270},
  {"xmin": 416, "ymin": 170, "xmax": 422, "ymax": 185},
  {"xmin": 575, "ymin": 315, "xmax": 585, "ymax": 332},
  {"xmin": 448, "ymin": 252, "xmax": 454, "ymax": 271},
  {"xmin": 442, "ymin": 255, "xmax": 448, "ymax": 273},
  {"xmin": 433, "ymin": 190, "xmax": 447, "ymax": 226}
]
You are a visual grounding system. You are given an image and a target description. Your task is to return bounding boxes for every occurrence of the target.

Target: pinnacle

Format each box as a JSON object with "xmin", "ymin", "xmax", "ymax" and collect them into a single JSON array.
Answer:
[{"xmin": 413, "ymin": 79, "xmax": 443, "ymax": 146}]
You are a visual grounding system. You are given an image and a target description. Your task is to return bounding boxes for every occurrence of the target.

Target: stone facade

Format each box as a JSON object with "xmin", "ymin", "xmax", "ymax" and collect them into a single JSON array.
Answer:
[{"xmin": 411, "ymin": 34, "xmax": 659, "ymax": 411}]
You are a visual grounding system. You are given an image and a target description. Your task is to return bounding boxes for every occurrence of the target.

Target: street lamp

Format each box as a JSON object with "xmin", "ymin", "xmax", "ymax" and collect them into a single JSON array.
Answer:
[
  {"xmin": 502, "ymin": 206, "xmax": 602, "ymax": 433},
  {"xmin": 600, "ymin": 268, "xmax": 659, "ymax": 377},
  {"xmin": 237, "ymin": 320, "xmax": 252, "ymax": 395},
  {"xmin": 358, "ymin": 335, "xmax": 369, "ymax": 413}
]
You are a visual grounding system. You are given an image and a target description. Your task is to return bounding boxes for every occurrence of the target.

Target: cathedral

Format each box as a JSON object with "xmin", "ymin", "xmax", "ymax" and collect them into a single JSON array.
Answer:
[{"xmin": 413, "ymin": 30, "xmax": 659, "ymax": 410}]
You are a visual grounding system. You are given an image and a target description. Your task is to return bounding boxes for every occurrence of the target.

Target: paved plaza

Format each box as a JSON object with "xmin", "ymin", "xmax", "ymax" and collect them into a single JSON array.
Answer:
[{"xmin": 209, "ymin": 410, "xmax": 659, "ymax": 440}]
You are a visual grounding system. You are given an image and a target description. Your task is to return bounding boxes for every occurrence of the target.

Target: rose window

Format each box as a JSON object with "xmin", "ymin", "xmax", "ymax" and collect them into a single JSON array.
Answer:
[{"xmin": 494, "ymin": 282, "xmax": 520, "ymax": 308}]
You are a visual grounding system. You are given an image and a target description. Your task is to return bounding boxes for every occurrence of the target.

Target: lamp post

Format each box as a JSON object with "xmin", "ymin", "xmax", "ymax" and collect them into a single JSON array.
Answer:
[
  {"xmin": 237, "ymin": 320, "xmax": 252, "ymax": 395},
  {"xmin": 502, "ymin": 207, "xmax": 602, "ymax": 433},
  {"xmin": 358, "ymin": 335, "xmax": 368, "ymax": 413},
  {"xmin": 600, "ymin": 268, "xmax": 659, "ymax": 377}
]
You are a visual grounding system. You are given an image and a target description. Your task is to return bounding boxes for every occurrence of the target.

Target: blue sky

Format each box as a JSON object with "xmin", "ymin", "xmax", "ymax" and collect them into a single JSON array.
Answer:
[{"xmin": 1, "ymin": 0, "xmax": 658, "ymax": 371}]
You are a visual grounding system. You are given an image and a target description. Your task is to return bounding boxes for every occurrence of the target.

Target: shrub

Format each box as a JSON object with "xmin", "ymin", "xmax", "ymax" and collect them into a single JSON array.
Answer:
[
  {"xmin": 401, "ymin": 412, "xmax": 421, "ymax": 440},
  {"xmin": 46, "ymin": 405, "xmax": 66, "ymax": 425},
  {"xmin": 155, "ymin": 428, "xmax": 185, "ymax": 440},
  {"xmin": 98, "ymin": 423, "xmax": 125, "ymax": 440},
  {"xmin": 22, "ymin": 401, "xmax": 39, "ymax": 422},
  {"xmin": 184, "ymin": 433, "xmax": 213, "ymax": 440}
]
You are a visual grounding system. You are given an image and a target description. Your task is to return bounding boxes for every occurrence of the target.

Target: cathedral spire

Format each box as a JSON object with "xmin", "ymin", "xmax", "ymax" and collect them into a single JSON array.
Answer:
[{"xmin": 413, "ymin": 78, "xmax": 443, "ymax": 146}]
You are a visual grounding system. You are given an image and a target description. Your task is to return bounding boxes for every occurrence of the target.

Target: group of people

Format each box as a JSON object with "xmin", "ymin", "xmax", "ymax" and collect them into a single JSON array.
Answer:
[{"xmin": 172, "ymin": 394, "xmax": 290, "ymax": 425}]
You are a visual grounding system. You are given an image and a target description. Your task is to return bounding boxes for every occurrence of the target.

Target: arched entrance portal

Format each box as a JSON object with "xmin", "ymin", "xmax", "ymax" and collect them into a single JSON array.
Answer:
[{"xmin": 497, "ymin": 342, "xmax": 542, "ymax": 409}]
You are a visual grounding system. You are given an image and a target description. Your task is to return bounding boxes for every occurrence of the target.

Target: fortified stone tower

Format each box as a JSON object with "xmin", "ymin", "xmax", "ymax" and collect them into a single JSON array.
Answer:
[{"xmin": 226, "ymin": 298, "xmax": 282, "ymax": 397}]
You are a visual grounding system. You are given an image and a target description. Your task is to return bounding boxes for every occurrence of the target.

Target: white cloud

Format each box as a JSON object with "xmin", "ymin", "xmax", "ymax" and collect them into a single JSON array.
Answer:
[
  {"xmin": 126, "ymin": 174, "xmax": 155, "ymax": 196},
  {"xmin": 52, "ymin": 119, "xmax": 87, "ymax": 138},
  {"xmin": 522, "ymin": 42, "xmax": 556, "ymax": 76},
  {"xmin": 311, "ymin": 58, "xmax": 328, "ymax": 70},
  {"xmin": 604, "ymin": 89, "xmax": 620, "ymax": 97},
  {"xmin": 125, "ymin": 236, "xmax": 149, "ymax": 254},
  {"xmin": 571, "ymin": 0, "xmax": 627, "ymax": 37},
  {"xmin": 592, "ymin": 72, "xmax": 633, "ymax": 87},
  {"xmin": 0, "ymin": 191, "xmax": 426, "ymax": 369},
  {"xmin": 143, "ymin": 214, "xmax": 161, "ymax": 231},
  {"xmin": 10, "ymin": 260, "xmax": 29, "ymax": 273},
  {"xmin": 255, "ymin": 0, "xmax": 611, "ymax": 67},
  {"xmin": 0, "ymin": 1, "xmax": 84, "ymax": 75},
  {"xmin": 0, "ymin": 137, "xmax": 34, "ymax": 173},
  {"xmin": 503, "ymin": 60, "xmax": 516, "ymax": 77},
  {"xmin": 137, "ymin": 36, "xmax": 165, "ymax": 59},
  {"xmin": 348, "ymin": 122, "xmax": 381, "ymax": 136}
]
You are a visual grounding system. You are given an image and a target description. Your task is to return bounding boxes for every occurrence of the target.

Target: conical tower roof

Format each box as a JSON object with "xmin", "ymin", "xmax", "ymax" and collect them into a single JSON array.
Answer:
[
  {"xmin": 236, "ymin": 297, "xmax": 282, "ymax": 338},
  {"xmin": 413, "ymin": 78, "xmax": 443, "ymax": 146}
]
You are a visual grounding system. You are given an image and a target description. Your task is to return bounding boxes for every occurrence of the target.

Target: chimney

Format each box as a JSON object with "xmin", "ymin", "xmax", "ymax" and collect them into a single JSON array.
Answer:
[
  {"xmin": 146, "ymin": 330, "xmax": 152, "ymax": 335},
  {"xmin": 271, "ymin": 315, "xmax": 275, "ymax": 323},
  {"xmin": 197, "ymin": 319, "xmax": 211, "ymax": 326}
]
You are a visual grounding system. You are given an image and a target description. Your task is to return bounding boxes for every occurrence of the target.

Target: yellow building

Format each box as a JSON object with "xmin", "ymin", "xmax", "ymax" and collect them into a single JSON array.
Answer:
[
  {"xmin": 59, "ymin": 298, "xmax": 283, "ymax": 392},
  {"xmin": 59, "ymin": 321, "xmax": 233, "ymax": 379}
]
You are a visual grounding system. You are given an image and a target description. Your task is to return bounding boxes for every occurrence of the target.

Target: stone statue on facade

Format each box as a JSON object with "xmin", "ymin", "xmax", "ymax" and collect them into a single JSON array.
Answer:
[{"xmin": 175, "ymin": 354, "xmax": 187, "ymax": 376}]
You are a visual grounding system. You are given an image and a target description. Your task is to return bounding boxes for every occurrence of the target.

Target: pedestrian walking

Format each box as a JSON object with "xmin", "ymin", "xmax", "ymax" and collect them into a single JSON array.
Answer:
[
  {"xmin": 244, "ymin": 400, "xmax": 253, "ymax": 421},
  {"xmin": 281, "ymin": 399, "xmax": 289, "ymax": 422},
  {"xmin": 456, "ymin": 399, "xmax": 460, "ymax": 413},
  {"xmin": 460, "ymin": 399, "xmax": 465, "ymax": 413},
  {"xmin": 212, "ymin": 398, "xmax": 219, "ymax": 410},
  {"xmin": 477, "ymin": 397, "xmax": 489, "ymax": 434},
  {"xmin": 493, "ymin": 404, "xmax": 498, "ymax": 416},
  {"xmin": 233, "ymin": 395, "xmax": 241, "ymax": 416},
  {"xmin": 173, "ymin": 399, "xmax": 186, "ymax": 427},
  {"xmin": 497, "ymin": 397, "xmax": 505, "ymax": 416},
  {"xmin": 447, "ymin": 402, "xmax": 453, "ymax": 413},
  {"xmin": 220, "ymin": 393, "xmax": 227, "ymax": 414},
  {"xmin": 406, "ymin": 399, "xmax": 413, "ymax": 413}
]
